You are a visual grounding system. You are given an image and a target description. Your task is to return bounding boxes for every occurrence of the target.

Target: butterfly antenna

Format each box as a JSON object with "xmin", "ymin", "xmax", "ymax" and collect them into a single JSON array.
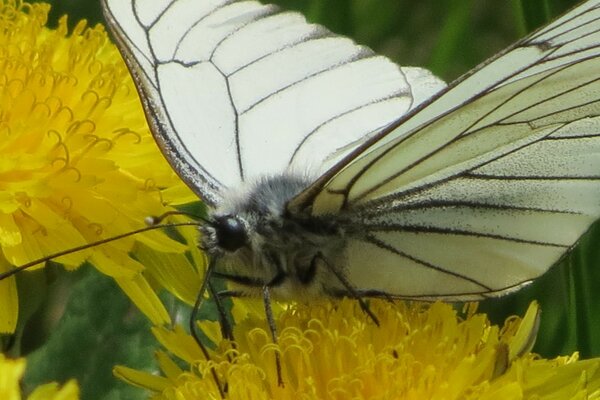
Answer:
[
  {"xmin": 0, "ymin": 221, "xmax": 202, "ymax": 281},
  {"xmin": 146, "ymin": 210, "xmax": 211, "ymax": 225}
]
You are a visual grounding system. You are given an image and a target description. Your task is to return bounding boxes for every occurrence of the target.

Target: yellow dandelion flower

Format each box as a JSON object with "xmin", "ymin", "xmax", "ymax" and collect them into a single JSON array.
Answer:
[
  {"xmin": 0, "ymin": 1, "xmax": 202, "ymax": 333},
  {"xmin": 114, "ymin": 300, "xmax": 600, "ymax": 400},
  {"xmin": 0, "ymin": 353, "xmax": 79, "ymax": 400}
]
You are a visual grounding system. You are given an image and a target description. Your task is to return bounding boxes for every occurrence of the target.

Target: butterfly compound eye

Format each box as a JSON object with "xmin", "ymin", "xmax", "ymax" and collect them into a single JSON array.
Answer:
[{"xmin": 213, "ymin": 215, "xmax": 248, "ymax": 252}]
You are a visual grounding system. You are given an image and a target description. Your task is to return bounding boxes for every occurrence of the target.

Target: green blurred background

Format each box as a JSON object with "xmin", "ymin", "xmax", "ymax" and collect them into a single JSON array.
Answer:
[{"xmin": 17, "ymin": 0, "xmax": 598, "ymax": 399}]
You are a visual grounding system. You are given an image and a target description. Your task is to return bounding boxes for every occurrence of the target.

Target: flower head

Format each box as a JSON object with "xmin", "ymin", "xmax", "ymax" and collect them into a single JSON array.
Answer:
[
  {"xmin": 115, "ymin": 299, "xmax": 600, "ymax": 399},
  {"xmin": 0, "ymin": 1, "xmax": 201, "ymax": 332}
]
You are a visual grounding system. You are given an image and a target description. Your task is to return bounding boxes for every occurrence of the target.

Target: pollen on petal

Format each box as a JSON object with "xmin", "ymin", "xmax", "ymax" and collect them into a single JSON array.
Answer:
[
  {"xmin": 0, "ymin": 1, "xmax": 199, "ymax": 332},
  {"xmin": 116, "ymin": 300, "xmax": 600, "ymax": 400}
]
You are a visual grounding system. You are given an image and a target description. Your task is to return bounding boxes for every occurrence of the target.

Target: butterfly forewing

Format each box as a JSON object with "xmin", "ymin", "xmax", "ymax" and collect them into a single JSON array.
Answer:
[
  {"xmin": 299, "ymin": 1, "xmax": 600, "ymax": 299},
  {"xmin": 101, "ymin": 0, "xmax": 445, "ymax": 207}
]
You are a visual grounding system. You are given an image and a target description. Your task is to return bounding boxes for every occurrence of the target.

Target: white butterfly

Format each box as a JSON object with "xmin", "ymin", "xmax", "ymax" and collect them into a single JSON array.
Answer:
[{"xmin": 101, "ymin": 0, "xmax": 600, "ymax": 304}]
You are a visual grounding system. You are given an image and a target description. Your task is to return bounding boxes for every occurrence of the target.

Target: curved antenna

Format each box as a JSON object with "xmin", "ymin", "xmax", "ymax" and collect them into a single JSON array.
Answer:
[
  {"xmin": 2, "ymin": 212, "xmax": 225, "ymax": 394},
  {"xmin": 145, "ymin": 210, "xmax": 210, "ymax": 226},
  {"xmin": 0, "ymin": 221, "xmax": 202, "ymax": 281}
]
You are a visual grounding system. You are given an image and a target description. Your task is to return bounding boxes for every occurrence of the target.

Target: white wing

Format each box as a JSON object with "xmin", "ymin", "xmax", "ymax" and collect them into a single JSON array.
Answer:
[
  {"xmin": 101, "ymin": 0, "xmax": 445, "ymax": 206},
  {"xmin": 294, "ymin": 1, "xmax": 600, "ymax": 300}
]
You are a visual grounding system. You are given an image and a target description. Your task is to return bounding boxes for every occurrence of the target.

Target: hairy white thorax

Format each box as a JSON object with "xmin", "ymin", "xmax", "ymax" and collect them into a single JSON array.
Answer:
[{"xmin": 201, "ymin": 174, "xmax": 347, "ymax": 299}]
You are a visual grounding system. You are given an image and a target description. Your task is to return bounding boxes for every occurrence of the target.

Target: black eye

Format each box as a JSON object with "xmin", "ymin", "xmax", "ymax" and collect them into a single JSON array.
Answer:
[{"xmin": 213, "ymin": 215, "xmax": 248, "ymax": 252}]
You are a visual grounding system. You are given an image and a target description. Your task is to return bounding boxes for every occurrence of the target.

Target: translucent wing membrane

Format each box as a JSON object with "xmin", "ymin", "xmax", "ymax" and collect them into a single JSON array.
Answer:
[
  {"xmin": 305, "ymin": 1, "xmax": 600, "ymax": 299},
  {"xmin": 101, "ymin": 0, "xmax": 444, "ymax": 206},
  {"xmin": 104, "ymin": 0, "xmax": 600, "ymax": 301}
]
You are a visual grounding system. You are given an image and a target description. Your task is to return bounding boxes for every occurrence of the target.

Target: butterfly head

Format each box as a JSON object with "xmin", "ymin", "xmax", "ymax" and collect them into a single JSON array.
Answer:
[
  {"xmin": 202, "ymin": 174, "xmax": 313, "ymax": 257},
  {"xmin": 197, "ymin": 174, "xmax": 349, "ymax": 298},
  {"xmin": 211, "ymin": 214, "xmax": 249, "ymax": 252}
]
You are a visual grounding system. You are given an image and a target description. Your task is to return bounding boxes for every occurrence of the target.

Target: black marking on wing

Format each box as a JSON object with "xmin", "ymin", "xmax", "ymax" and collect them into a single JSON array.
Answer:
[
  {"xmin": 366, "ymin": 225, "xmax": 568, "ymax": 248},
  {"xmin": 226, "ymin": 30, "xmax": 335, "ymax": 77},
  {"xmin": 113, "ymin": 0, "xmax": 417, "ymax": 194},
  {"xmin": 547, "ymin": 132, "xmax": 600, "ymax": 139},
  {"xmin": 358, "ymin": 166, "xmax": 600, "ymax": 222},
  {"xmin": 103, "ymin": 0, "xmax": 227, "ymax": 205},
  {"xmin": 355, "ymin": 199, "xmax": 583, "ymax": 216},
  {"xmin": 347, "ymin": 103, "xmax": 599, "ymax": 211},
  {"xmin": 288, "ymin": 93, "xmax": 409, "ymax": 167},
  {"xmin": 289, "ymin": 2, "xmax": 600, "ymax": 212},
  {"xmin": 463, "ymin": 173, "xmax": 600, "ymax": 181},
  {"xmin": 329, "ymin": 278, "xmax": 534, "ymax": 300},
  {"xmin": 363, "ymin": 234, "xmax": 494, "ymax": 291},
  {"xmin": 162, "ymin": 2, "xmax": 272, "ymax": 181},
  {"xmin": 346, "ymin": 58, "xmax": 600, "ymax": 207},
  {"xmin": 239, "ymin": 53, "xmax": 376, "ymax": 115},
  {"xmin": 532, "ymin": 3, "xmax": 598, "ymax": 43}
]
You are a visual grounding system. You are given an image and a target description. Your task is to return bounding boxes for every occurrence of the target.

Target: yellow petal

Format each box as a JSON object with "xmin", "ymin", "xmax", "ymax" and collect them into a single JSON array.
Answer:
[
  {"xmin": 113, "ymin": 366, "xmax": 170, "ymax": 392},
  {"xmin": 115, "ymin": 275, "xmax": 171, "ymax": 325},
  {"xmin": 27, "ymin": 380, "xmax": 79, "ymax": 400},
  {"xmin": 0, "ymin": 354, "xmax": 25, "ymax": 400}
]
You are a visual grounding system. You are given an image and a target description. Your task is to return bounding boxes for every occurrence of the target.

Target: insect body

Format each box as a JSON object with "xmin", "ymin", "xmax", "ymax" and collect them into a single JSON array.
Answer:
[
  {"xmin": 202, "ymin": 174, "xmax": 347, "ymax": 300},
  {"xmin": 101, "ymin": 0, "xmax": 600, "ymax": 305}
]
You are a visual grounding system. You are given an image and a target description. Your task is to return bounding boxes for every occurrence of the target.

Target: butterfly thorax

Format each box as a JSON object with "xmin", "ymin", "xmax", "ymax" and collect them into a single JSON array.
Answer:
[{"xmin": 200, "ymin": 174, "xmax": 346, "ymax": 299}]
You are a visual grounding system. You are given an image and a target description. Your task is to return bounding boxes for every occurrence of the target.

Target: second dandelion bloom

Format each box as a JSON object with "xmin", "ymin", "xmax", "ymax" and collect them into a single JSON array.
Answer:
[
  {"xmin": 115, "ymin": 300, "xmax": 600, "ymax": 399},
  {"xmin": 0, "ymin": 1, "xmax": 202, "ymax": 333}
]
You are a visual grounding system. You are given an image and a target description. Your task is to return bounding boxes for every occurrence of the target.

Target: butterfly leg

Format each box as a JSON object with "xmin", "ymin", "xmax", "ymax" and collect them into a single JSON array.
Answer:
[
  {"xmin": 189, "ymin": 258, "xmax": 227, "ymax": 399},
  {"xmin": 316, "ymin": 254, "xmax": 380, "ymax": 326},
  {"xmin": 212, "ymin": 289, "xmax": 249, "ymax": 365},
  {"xmin": 209, "ymin": 287, "xmax": 282, "ymax": 395},
  {"xmin": 262, "ymin": 284, "xmax": 284, "ymax": 387},
  {"xmin": 216, "ymin": 287, "xmax": 284, "ymax": 386},
  {"xmin": 208, "ymin": 282, "xmax": 235, "ymax": 342}
]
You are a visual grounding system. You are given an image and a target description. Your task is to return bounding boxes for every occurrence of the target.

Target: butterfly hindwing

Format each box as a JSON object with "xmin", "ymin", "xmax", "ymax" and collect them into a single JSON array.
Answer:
[{"xmin": 300, "ymin": 0, "xmax": 600, "ymax": 299}]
